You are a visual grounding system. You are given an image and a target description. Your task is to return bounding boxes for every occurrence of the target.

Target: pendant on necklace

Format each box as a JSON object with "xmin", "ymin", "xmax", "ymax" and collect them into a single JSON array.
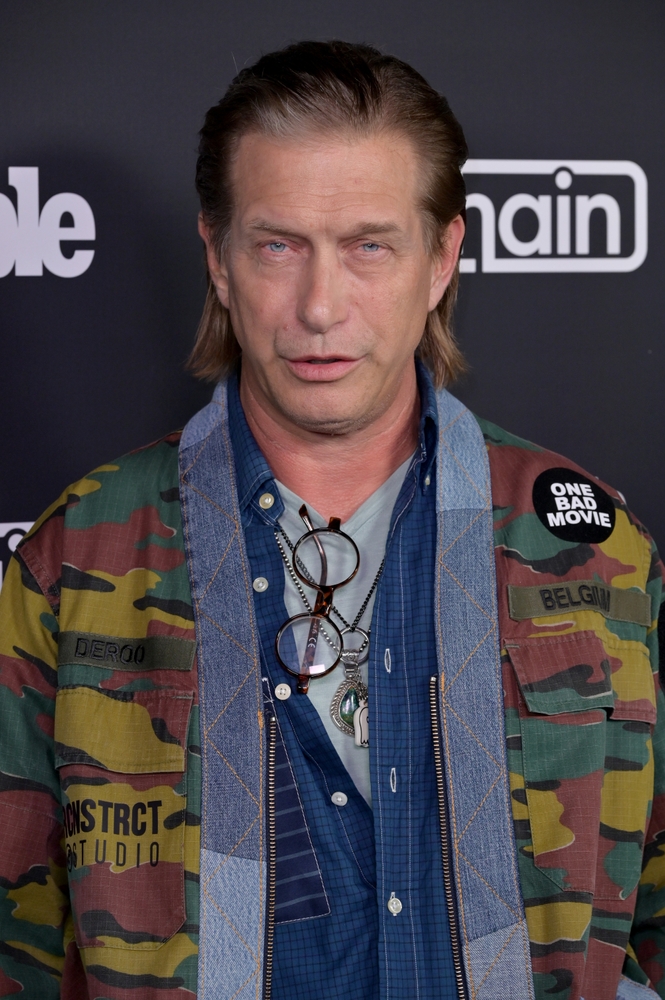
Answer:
[
  {"xmin": 330, "ymin": 651, "xmax": 368, "ymax": 743},
  {"xmin": 353, "ymin": 701, "xmax": 369, "ymax": 747}
]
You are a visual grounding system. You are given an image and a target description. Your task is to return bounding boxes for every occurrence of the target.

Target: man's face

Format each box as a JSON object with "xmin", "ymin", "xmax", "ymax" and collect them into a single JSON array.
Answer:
[{"xmin": 202, "ymin": 130, "xmax": 463, "ymax": 436}]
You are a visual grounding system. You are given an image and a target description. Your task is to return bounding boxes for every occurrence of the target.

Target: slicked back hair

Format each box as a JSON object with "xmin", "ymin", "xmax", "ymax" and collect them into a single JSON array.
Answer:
[{"xmin": 191, "ymin": 40, "xmax": 468, "ymax": 388}]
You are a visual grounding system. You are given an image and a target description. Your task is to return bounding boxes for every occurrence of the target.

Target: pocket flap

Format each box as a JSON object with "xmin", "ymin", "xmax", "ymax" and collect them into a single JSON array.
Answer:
[
  {"xmin": 506, "ymin": 632, "xmax": 615, "ymax": 715},
  {"xmin": 55, "ymin": 687, "xmax": 193, "ymax": 773}
]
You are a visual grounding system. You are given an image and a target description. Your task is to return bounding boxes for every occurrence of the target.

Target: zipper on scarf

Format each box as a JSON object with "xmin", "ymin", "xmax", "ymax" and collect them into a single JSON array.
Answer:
[
  {"xmin": 263, "ymin": 712, "xmax": 277, "ymax": 1000},
  {"xmin": 429, "ymin": 676, "xmax": 467, "ymax": 1000}
]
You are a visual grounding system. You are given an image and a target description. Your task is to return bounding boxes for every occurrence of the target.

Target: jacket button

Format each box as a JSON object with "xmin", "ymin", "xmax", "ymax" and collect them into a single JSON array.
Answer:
[{"xmin": 253, "ymin": 577, "xmax": 269, "ymax": 592}]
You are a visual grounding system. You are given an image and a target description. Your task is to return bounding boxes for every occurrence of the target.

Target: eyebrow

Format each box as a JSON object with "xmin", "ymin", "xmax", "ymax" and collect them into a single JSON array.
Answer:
[{"xmin": 246, "ymin": 219, "xmax": 405, "ymax": 241}]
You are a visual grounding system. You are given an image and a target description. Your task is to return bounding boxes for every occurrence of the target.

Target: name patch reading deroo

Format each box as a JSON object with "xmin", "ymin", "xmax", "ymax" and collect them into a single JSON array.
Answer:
[
  {"xmin": 58, "ymin": 631, "xmax": 196, "ymax": 671},
  {"xmin": 532, "ymin": 467, "xmax": 616, "ymax": 543}
]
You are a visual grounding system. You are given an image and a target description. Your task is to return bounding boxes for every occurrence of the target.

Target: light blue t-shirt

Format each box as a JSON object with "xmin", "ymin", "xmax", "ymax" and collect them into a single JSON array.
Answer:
[{"xmin": 276, "ymin": 454, "xmax": 413, "ymax": 806}]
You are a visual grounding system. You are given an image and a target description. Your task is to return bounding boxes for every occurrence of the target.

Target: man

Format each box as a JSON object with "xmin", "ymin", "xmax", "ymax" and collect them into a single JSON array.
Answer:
[{"xmin": 0, "ymin": 40, "xmax": 663, "ymax": 1000}]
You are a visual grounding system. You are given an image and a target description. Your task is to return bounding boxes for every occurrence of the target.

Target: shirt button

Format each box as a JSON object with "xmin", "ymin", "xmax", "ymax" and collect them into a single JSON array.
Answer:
[
  {"xmin": 259, "ymin": 492, "xmax": 275, "ymax": 509},
  {"xmin": 424, "ymin": 475, "xmax": 431, "ymax": 487},
  {"xmin": 387, "ymin": 895, "xmax": 403, "ymax": 915},
  {"xmin": 253, "ymin": 576, "xmax": 269, "ymax": 592},
  {"xmin": 275, "ymin": 683, "xmax": 291, "ymax": 701},
  {"xmin": 331, "ymin": 791, "xmax": 348, "ymax": 807}
]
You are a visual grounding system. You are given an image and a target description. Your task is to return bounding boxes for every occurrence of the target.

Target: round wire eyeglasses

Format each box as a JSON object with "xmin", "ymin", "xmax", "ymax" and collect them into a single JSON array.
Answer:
[{"xmin": 275, "ymin": 505, "xmax": 359, "ymax": 694}]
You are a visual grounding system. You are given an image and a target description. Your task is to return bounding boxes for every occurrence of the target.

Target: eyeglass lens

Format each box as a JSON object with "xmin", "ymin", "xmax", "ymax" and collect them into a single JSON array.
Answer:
[
  {"xmin": 293, "ymin": 530, "xmax": 358, "ymax": 590},
  {"xmin": 276, "ymin": 613, "xmax": 342, "ymax": 678}
]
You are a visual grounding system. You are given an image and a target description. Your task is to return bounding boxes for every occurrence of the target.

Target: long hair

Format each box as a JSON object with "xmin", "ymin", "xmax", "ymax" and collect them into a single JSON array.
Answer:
[{"xmin": 190, "ymin": 40, "xmax": 468, "ymax": 387}]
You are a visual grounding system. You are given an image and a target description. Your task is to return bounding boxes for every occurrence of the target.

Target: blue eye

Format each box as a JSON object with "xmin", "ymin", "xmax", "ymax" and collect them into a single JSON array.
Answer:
[
  {"xmin": 268, "ymin": 242, "xmax": 287, "ymax": 252},
  {"xmin": 362, "ymin": 242, "xmax": 381, "ymax": 252}
]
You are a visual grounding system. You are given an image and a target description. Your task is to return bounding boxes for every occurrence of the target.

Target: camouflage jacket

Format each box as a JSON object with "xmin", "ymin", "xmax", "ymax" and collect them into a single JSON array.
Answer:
[{"xmin": 0, "ymin": 387, "xmax": 663, "ymax": 1000}]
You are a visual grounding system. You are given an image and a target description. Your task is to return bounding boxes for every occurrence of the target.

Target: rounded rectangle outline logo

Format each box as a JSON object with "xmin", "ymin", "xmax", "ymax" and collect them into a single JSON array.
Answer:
[
  {"xmin": 460, "ymin": 159, "xmax": 647, "ymax": 273},
  {"xmin": 0, "ymin": 522, "xmax": 33, "ymax": 589}
]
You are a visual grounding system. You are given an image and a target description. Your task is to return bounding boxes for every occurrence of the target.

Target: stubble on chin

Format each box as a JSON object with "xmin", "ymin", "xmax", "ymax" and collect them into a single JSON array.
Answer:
[
  {"xmin": 266, "ymin": 379, "xmax": 397, "ymax": 439},
  {"xmin": 268, "ymin": 395, "xmax": 372, "ymax": 437}
]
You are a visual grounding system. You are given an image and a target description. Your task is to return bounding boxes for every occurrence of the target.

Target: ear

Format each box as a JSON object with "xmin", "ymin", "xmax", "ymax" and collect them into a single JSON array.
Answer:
[
  {"xmin": 428, "ymin": 214, "xmax": 465, "ymax": 312},
  {"xmin": 198, "ymin": 214, "xmax": 230, "ymax": 309}
]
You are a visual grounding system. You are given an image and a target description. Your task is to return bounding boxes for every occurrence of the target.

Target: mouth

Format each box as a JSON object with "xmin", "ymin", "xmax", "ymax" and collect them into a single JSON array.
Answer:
[{"xmin": 284, "ymin": 355, "xmax": 363, "ymax": 381}]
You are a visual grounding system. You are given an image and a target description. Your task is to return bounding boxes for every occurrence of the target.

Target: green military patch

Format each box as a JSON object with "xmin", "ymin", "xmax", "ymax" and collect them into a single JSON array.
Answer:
[
  {"xmin": 507, "ymin": 582, "xmax": 652, "ymax": 627},
  {"xmin": 59, "ymin": 631, "xmax": 195, "ymax": 671}
]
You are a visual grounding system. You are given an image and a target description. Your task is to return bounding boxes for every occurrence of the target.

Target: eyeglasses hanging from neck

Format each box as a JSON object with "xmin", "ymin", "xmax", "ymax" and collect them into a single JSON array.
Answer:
[{"xmin": 275, "ymin": 505, "xmax": 360, "ymax": 694}]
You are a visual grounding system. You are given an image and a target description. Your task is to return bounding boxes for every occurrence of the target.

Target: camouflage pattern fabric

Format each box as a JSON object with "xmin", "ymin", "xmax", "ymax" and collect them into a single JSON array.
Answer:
[
  {"xmin": 479, "ymin": 416, "xmax": 665, "ymax": 1000},
  {"xmin": 0, "ymin": 435, "xmax": 199, "ymax": 998},
  {"xmin": 0, "ymin": 417, "xmax": 663, "ymax": 999}
]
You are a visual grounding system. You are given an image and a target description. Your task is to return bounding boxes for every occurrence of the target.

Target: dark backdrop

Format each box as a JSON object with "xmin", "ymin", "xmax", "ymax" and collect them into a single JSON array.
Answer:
[{"xmin": 1, "ymin": 1, "xmax": 663, "ymax": 557}]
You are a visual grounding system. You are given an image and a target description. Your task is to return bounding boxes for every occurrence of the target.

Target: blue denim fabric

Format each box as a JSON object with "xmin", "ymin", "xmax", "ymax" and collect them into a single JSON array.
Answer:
[
  {"xmin": 261, "ymin": 677, "xmax": 330, "ymax": 922},
  {"xmin": 228, "ymin": 367, "xmax": 459, "ymax": 999},
  {"xmin": 433, "ymin": 393, "xmax": 532, "ymax": 1000},
  {"xmin": 179, "ymin": 366, "xmax": 537, "ymax": 1000},
  {"xmin": 613, "ymin": 977, "xmax": 660, "ymax": 1000},
  {"xmin": 180, "ymin": 392, "xmax": 267, "ymax": 1000}
]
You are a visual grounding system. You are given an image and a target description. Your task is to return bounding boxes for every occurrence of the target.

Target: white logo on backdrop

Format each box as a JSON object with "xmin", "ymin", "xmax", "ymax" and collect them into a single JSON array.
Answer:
[
  {"xmin": 0, "ymin": 522, "xmax": 33, "ymax": 589},
  {"xmin": 0, "ymin": 167, "xmax": 95, "ymax": 278},
  {"xmin": 460, "ymin": 159, "xmax": 647, "ymax": 273}
]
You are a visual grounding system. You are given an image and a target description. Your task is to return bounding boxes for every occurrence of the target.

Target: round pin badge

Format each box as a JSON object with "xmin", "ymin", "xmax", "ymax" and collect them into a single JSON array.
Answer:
[{"xmin": 532, "ymin": 467, "xmax": 616, "ymax": 544}]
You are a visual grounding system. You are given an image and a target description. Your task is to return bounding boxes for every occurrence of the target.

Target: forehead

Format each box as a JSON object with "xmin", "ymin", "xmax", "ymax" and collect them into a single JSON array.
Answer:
[{"xmin": 228, "ymin": 130, "xmax": 424, "ymax": 230}]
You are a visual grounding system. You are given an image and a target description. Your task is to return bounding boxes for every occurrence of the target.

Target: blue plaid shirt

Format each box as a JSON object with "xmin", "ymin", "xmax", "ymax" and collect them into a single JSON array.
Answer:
[{"xmin": 228, "ymin": 364, "xmax": 458, "ymax": 999}]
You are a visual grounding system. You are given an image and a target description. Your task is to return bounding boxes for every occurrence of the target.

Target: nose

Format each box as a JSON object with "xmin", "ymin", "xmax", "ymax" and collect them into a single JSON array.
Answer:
[{"xmin": 296, "ymin": 249, "xmax": 349, "ymax": 334}]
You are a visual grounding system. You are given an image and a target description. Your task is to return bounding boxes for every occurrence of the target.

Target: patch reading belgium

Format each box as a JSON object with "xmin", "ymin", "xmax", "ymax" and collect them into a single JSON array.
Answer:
[{"xmin": 532, "ymin": 467, "xmax": 616, "ymax": 543}]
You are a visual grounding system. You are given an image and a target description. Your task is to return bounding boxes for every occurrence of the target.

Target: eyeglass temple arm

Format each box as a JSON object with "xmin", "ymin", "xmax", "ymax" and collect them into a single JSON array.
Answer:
[
  {"xmin": 297, "ymin": 506, "xmax": 335, "ymax": 689},
  {"xmin": 299, "ymin": 601, "xmax": 323, "ymax": 695},
  {"xmin": 298, "ymin": 505, "xmax": 314, "ymax": 531},
  {"xmin": 298, "ymin": 505, "xmax": 341, "ymax": 535},
  {"xmin": 298, "ymin": 504, "xmax": 330, "ymax": 590}
]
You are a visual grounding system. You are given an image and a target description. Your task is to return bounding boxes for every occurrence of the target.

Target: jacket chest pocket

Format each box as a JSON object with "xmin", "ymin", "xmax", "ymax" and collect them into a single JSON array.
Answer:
[
  {"xmin": 54, "ymin": 685, "xmax": 193, "ymax": 950},
  {"xmin": 506, "ymin": 630, "xmax": 655, "ymax": 899}
]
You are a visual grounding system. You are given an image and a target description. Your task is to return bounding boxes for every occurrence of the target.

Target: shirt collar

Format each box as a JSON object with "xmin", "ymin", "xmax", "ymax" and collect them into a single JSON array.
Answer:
[
  {"xmin": 226, "ymin": 359, "xmax": 440, "ymax": 519},
  {"xmin": 227, "ymin": 371, "xmax": 283, "ymax": 521},
  {"xmin": 415, "ymin": 358, "xmax": 439, "ymax": 487}
]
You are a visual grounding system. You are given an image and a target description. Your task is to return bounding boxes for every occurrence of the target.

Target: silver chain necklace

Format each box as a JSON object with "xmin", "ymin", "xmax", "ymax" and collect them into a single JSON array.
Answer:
[{"xmin": 274, "ymin": 525, "xmax": 384, "ymax": 742}]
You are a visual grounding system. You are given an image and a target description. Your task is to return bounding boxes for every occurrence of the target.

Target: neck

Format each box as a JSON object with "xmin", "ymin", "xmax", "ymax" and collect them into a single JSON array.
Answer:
[{"xmin": 239, "ymin": 368, "xmax": 420, "ymax": 524}]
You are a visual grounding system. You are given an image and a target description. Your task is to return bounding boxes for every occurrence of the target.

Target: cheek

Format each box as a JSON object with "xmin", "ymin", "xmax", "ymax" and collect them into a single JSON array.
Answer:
[
  {"xmin": 229, "ymin": 271, "xmax": 294, "ymax": 343},
  {"xmin": 356, "ymin": 268, "xmax": 430, "ymax": 345}
]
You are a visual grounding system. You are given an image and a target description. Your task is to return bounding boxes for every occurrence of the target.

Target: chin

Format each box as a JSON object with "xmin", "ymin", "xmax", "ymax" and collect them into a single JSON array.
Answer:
[
  {"xmin": 275, "ymin": 394, "xmax": 370, "ymax": 436},
  {"xmin": 284, "ymin": 407, "xmax": 364, "ymax": 436}
]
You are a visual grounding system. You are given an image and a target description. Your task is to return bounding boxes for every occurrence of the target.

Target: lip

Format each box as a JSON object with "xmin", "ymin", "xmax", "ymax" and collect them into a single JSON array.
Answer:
[{"xmin": 283, "ymin": 356, "xmax": 363, "ymax": 381}]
